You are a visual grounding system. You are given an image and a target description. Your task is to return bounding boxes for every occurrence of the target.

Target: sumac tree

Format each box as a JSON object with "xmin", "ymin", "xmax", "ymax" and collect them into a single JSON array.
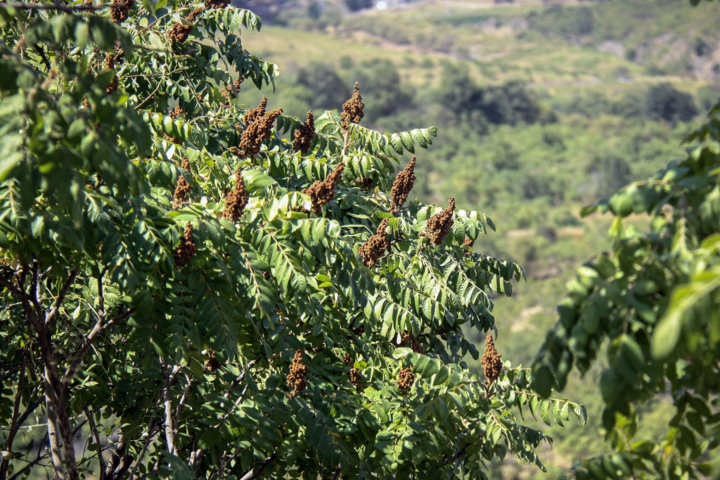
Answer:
[{"xmin": 0, "ymin": 2, "xmax": 583, "ymax": 479}]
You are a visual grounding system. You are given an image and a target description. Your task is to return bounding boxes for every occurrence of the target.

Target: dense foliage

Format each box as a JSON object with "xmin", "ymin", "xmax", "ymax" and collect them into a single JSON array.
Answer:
[
  {"xmin": 0, "ymin": 2, "xmax": 588, "ymax": 480},
  {"xmin": 532, "ymin": 96, "xmax": 720, "ymax": 478}
]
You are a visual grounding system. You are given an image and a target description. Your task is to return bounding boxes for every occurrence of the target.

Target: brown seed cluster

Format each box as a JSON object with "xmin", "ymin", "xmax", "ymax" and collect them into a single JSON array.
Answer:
[
  {"xmin": 390, "ymin": 156, "xmax": 416, "ymax": 214},
  {"xmin": 205, "ymin": 0, "xmax": 230, "ymax": 8},
  {"xmin": 238, "ymin": 98, "xmax": 282, "ymax": 158},
  {"xmin": 481, "ymin": 332, "xmax": 502, "ymax": 385},
  {"xmin": 173, "ymin": 176, "xmax": 192, "ymax": 207},
  {"xmin": 341, "ymin": 82, "xmax": 365, "ymax": 130},
  {"xmin": 174, "ymin": 223, "xmax": 196, "ymax": 268},
  {"xmin": 168, "ymin": 22, "xmax": 193, "ymax": 44},
  {"xmin": 110, "ymin": 0, "xmax": 133, "ymax": 23},
  {"xmin": 397, "ymin": 367, "xmax": 414, "ymax": 396},
  {"xmin": 302, "ymin": 162, "xmax": 345, "ymax": 215},
  {"xmin": 292, "ymin": 110, "xmax": 315, "ymax": 155},
  {"xmin": 223, "ymin": 170, "xmax": 248, "ymax": 222},
  {"xmin": 104, "ymin": 53, "xmax": 118, "ymax": 95},
  {"xmin": 287, "ymin": 349, "xmax": 308, "ymax": 393},
  {"xmin": 400, "ymin": 331, "xmax": 426, "ymax": 354},
  {"xmin": 173, "ymin": 158, "xmax": 193, "ymax": 208},
  {"xmin": 244, "ymin": 97, "xmax": 267, "ymax": 125},
  {"xmin": 164, "ymin": 133, "xmax": 182, "ymax": 145},
  {"xmin": 349, "ymin": 368, "xmax": 362, "ymax": 387},
  {"xmin": 343, "ymin": 354, "xmax": 352, "ymax": 366},
  {"xmin": 463, "ymin": 237, "xmax": 474, "ymax": 256},
  {"xmin": 169, "ymin": 106, "xmax": 186, "ymax": 120},
  {"xmin": 204, "ymin": 349, "xmax": 221, "ymax": 372},
  {"xmin": 223, "ymin": 77, "xmax": 245, "ymax": 100},
  {"xmin": 359, "ymin": 219, "xmax": 390, "ymax": 268},
  {"xmin": 355, "ymin": 177, "xmax": 374, "ymax": 190},
  {"xmin": 424, "ymin": 198, "xmax": 455, "ymax": 245},
  {"xmin": 186, "ymin": 7, "xmax": 203, "ymax": 22}
]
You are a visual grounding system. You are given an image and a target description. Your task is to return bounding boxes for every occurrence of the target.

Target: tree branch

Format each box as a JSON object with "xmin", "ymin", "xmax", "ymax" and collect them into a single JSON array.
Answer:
[
  {"xmin": 442, "ymin": 448, "xmax": 466, "ymax": 466},
  {"xmin": 44, "ymin": 370, "xmax": 66, "ymax": 480},
  {"xmin": 174, "ymin": 373, "xmax": 192, "ymax": 429},
  {"xmin": 83, "ymin": 405, "xmax": 106, "ymax": 480},
  {"xmin": 238, "ymin": 452, "xmax": 277, "ymax": 480},
  {"xmin": 45, "ymin": 269, "xmax": 79, "ymax": 325},
  {"xmin": 62, "ymin": 307, "xmax": 136, "ymax": 389},
  {"xmin": 163, "ymin": 364, "xmax": 182, "ymax": 456},
  {"xmin": 0, "ymin": 350, "xmax": 28, "ymax": 480}
]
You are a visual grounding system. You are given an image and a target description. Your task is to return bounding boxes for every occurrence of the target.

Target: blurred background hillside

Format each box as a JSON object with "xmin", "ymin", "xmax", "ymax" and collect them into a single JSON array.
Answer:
[{"xmin": 232, "ymin": 0, "xmax": 719, "ymax": 477}]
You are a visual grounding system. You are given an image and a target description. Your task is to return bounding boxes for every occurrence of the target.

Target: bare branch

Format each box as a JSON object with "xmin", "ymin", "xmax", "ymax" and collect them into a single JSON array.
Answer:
[
  {"xmin": 84, "ymin": 405, "xmax": 106, "ymax": 480},
  {"xmin": 238, "ymin": 452, "xmax": 277, "ymax": 480},
  {"xmin": 223, "ymin": 358, "xmax": 258, "ymax": 399},
  {"xmin": 62, "ymin": 307, "xmax": 136, "ymax": 388},
  {"xmin": 44, "ymin": 370, "xmax": 66, "ymax": 480},
  {"xmin": 45, "ymin": 269, "xmax": 79, "ymax": 325},
  {"xmin": 174, "ymin": 373, "xmax": 192, "ymax": 428},
  {"xmin": 163, "ymin": 364, "xmax": 182, "ymax": 456},
  {"xmin": 0, "ymin": 350, "xmax": 28, "ymax": 480}
]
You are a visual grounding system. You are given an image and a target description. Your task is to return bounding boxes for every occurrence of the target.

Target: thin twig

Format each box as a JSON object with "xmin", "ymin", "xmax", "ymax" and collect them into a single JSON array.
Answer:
[
  {"xmin": 83, "ymin": 405, "xmax": 106, "ymax": 480},
  {"xmin": 238, "ymin": 452, "xmax": 276, "ymax": 480},
  {"xmin": 45, "ymin": 269, "xmax": 79, "ymax": 325},
  {"xmin": 0, "ymin": 350, "xmax": 28, "ymax": 480},
  {"xmin": 62, "ymin": 307, "xmax": 136, "ymax": 389}
]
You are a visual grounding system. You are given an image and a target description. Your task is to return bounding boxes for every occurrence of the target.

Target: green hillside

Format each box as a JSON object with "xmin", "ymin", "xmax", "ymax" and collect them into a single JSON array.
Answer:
[{"xmin": 236, "ymin": 0, "xmax": 720, "ymax": 477}]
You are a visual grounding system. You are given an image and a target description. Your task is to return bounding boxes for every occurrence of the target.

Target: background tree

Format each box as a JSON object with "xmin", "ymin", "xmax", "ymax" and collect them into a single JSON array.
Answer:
[
  {"xmin": 532, "ymin": 90, "xmax": 720, "ymax": 479},
  {"xmin": 0, "ymin": 2, "xmax": 584, "ymax": 480}
]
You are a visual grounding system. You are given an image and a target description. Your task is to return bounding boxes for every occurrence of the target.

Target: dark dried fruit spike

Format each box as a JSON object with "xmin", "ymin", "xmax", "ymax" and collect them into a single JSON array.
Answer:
[
  {"xmin": 424, "ymin": 198, "xmax": 455, "ymax": 245},
  {"xmin": 463, "ymin": 237, "xmax": 474, "ymax": 256},
  {"xmin": 399, "ymin": 331, "xmax": 426, "ymax": 354},
  {"xmin": 341, "ymin": 82, "xmax": 364, "ymax": 130},
  {"xmin": 397, "ymin": 367, "xmax": 414, "ymax": 396},
  {"xmin": 390, "ymin": 156, "xmax": 416, "ymax": 214},
  {"xmin": 359, "ymin": 218, "xmax": 390, "ymax": 268},
  {"xmin": 174, "ymin": 223, "xmax": 196, "ymax": 268},
  {"xmin": 168, "ymin": 22, "xmax": 193, "ymax": 44},
  {"xmin": 223, "ymin": 170, "xmax": 248, "ymax": 222},
  {"xmin": 287, "ymin": 349, "xmax": 308, "ymax": 393},
  {"xmin": 302, "ymin": 162, "xmax": 345, "ymax": 215},
  {"xmin": 293, "ymin": 110, "xmax": 315, "ymax": 155},
  {"xmin": 204, "ymin": 349, "xmax": 221, "ymax": 372},
  {"xmin": 244, "ymin": 97, "xmax": 267, "ymax": 125},
  {"xmin": 223, "ymin": 77, "xmax": 245, "ymax": 100},
  {"xmin": 349, "ymin": 368, "xmax": 362, "ymax": 387},
  {"xmin": 110, "ymin": 0, "xmax": 134, "ymax": 23},
  {"xmin": 237, "ymin": 102, "xmax": 282, "ymax": 158},
  {"xmin": 170, "ymin": 106, "xmax": 187, "ymax": 120},
  {"xmin": 481, "ymin": 332, "xmax": 502, "ymax": 385},
  {"xmin": 186, "ymin": 7, "xmax": 203, "ymax": 22},
  {"xmin": 204, "ymin": 0, "xmax": 230, "ymax": 9}
]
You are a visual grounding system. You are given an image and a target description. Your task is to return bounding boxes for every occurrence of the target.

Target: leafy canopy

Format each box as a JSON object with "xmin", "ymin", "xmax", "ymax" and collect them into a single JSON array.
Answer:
[
  {"xmin": 0, "ymin": 2, "xmax": 584, "ymax": 480},
  {"xmin": 532, "ymin": 85, "xmax": 720, "ymax": 480}
]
